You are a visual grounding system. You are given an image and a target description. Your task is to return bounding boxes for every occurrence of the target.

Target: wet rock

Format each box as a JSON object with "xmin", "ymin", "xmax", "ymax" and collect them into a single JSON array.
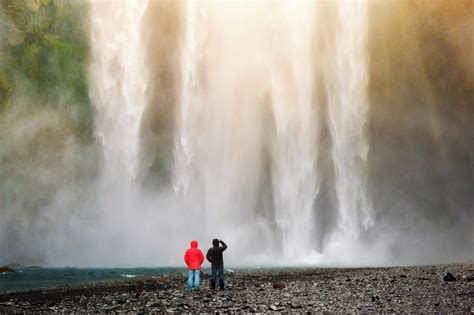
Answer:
[
  {"xmin": 290, "ymin": 302, "xmax": 302, "ymax": 309},
  {"xmin": 146, "ymin": 301, "xmax": 161, "ymax": 308},
  {"xmin": 465, "ymin": 274, "xmax": 474, "ymax": 282},
  {"xmin": 0, "ymin": 263, "xmax": 473, "ymax": 313},
  {"xmin": 443, "ymin": 272, "xmax": 457, "ymax": 282},
  {"xmin": 270, "ymin": 305, "xmax": 283, "ymax": 311},
  {"xmin": 259, "ymin": 304, "xmax": 268, "ymax": 311},
  {"xmin": 0, "ymin": 266, "xmax": 14, "ymax": 273},
  {"xmin": 273, "ymin": 282, "xmax": 285, "ymax": 289},
  {"xmin": 138, "ymin": 292, "xmax": 149, "ymax": 304}
]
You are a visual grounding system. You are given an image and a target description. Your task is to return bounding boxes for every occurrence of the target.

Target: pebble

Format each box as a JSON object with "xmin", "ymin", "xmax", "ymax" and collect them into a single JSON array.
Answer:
[
  {"xmin": 0, "ymin": 263, "xmax": 472, "ymax": 313},
  {"xmin": 443, "ymin": 272, "xmax": 457, "ymax": 282}
]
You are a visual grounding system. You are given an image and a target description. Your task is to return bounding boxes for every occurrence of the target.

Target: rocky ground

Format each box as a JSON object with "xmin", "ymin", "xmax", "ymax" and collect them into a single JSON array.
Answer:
[{"xmin": 0, "ymin": 264, "xmax": 473, "ymax": 313}]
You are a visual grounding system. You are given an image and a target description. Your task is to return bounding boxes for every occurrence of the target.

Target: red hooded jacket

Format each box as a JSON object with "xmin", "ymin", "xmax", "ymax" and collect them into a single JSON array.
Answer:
[{"xmin": 184, "ymin": 240, "xmax": 204, "ymax": 270}]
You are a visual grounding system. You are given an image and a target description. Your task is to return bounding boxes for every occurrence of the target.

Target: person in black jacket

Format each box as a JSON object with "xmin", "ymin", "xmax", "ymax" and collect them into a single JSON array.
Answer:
[{"xmin": 206, "ymin": 239, "xmax": 227, "ymax": 290}]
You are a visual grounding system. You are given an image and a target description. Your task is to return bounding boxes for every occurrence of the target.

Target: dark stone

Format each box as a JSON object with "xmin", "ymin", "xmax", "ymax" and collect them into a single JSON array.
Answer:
[
  {"xmin": 290, "ymin": 302, "xmax": 302, "ymax": 308},
  {"xmin": 0, "ymin": 266, "xmax": 14, "ymax": 273},
  {"xmin": 443, "ymin": 272, "xmax": 457, "ymax": 282},
  {"xmin": 273, "ymin": 282, "xmax": 285, "ymax": 289},
  {"xmin": 270, "ymin": 305, "xmax": 283, "ymax": 311},
  {"xmin": 465, "ymin": 274, "xmax": 474, "ymax": 282},
  {"xmin": 0, "ymin": 264, "xmax": 472, "ymax": 312},
  {"xmin": 399, "ymin": 274, "xmax": 407, "ymax": 278},
  {"xmin": 138, "ymin": 293, "xmax": 148, "ymax": 304}
]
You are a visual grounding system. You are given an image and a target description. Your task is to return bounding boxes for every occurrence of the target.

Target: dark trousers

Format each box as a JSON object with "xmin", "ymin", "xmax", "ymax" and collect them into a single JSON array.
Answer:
[{"xmin": 210, "ymin": 265, "xmax": 224, "ymax": 289}]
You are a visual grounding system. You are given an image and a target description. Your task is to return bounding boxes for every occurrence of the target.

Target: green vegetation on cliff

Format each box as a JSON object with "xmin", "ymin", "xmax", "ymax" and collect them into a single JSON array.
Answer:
[
  {"xmin": 0, "ymin": 0, "xmax": 91, "ymax": 135},
  {"xmin": 0, "ymin": 2, "xmax": 98, "ymax": 261}
]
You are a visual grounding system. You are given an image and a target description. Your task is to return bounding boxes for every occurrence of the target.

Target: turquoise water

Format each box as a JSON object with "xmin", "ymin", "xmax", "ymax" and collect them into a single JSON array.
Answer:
[{"xmin": 0, "ymin": 267, "xmax": 188, "ymax": 292}]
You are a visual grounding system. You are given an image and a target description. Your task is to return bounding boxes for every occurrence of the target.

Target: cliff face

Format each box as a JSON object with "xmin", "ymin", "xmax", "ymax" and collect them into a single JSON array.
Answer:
[
  {"xmin": 367, "ymin": 0, "xmax": 474, "ymax": 263},
  {"xmin": 0, "ymin": 0, "xmax": 91, "ymax": 130}
]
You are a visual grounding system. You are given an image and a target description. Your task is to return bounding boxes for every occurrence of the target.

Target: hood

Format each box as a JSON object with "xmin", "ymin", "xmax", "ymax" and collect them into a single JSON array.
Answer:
[{"xmin": 190, "ymin": 240, "xmax": 198, "ymax": 248}]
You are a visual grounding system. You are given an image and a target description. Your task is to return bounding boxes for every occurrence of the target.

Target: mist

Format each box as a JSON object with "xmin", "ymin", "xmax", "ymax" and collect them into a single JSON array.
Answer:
[{"xmin": 0, "ymin": 0, "xmax": 472, "ymax": 267}]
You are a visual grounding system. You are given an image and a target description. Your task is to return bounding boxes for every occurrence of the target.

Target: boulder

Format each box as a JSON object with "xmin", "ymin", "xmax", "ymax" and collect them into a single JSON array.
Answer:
[
  {"xmin": 272, "ymin": 282, "xmax": 285, "ymax": 289},
  {"xmin": 138, "ymin": 292, "xmax": 149, "ymax": 304},
  {"xmin": 0, "ymin": 266, "xmax": 15, "ymax": 273},
  {"xmin": 443, "ymin": 272, "xmax": 456, "ymax": 282}
]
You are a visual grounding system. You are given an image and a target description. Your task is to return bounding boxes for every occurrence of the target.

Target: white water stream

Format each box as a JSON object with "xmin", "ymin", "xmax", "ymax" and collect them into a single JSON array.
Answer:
[{"xmin": 90, "ymin": 0, "xmax": 373, "ymax": 261}]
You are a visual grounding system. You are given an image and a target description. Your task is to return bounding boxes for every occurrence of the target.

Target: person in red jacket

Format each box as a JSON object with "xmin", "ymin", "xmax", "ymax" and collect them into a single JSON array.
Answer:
[{"xmin": 184, "ymin": 240, "xmax": 204, "ymax": 291}]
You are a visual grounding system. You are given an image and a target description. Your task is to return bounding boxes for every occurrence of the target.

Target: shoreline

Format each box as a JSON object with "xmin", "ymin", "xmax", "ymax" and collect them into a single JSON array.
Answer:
[{"xmin": 0, "ymin": 263, "xmax": 473, "ymax": 312}]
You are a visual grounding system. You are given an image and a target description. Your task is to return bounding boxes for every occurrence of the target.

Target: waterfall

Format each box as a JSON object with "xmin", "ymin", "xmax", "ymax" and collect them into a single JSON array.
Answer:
[
  {"xmin": 2, "ymin": 0, "xmax": 472, "ymax": 267},
  {"xmin": 268, "ymin": 2, "xmax": 321, "ymax": 256},
  {"xmin": 173, "ymin": 1, "xmax": 207, "ymax": 196},
  {"xmin": 89, "ymin": 0, "xmax": 150, "ymax": 185},
  {"xmin": 90, "ymin": 0, "xmax": 374, "ymax": 262},
  {"xmin": 324, "ymin": 1, "xmax": 373, "ymax": 239},
  {"xmin": 172, "ymin": 2, "xmax": 272, "ymax": 243}
]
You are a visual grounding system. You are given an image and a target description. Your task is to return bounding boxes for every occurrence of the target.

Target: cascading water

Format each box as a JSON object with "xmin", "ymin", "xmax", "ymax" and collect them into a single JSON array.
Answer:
[
  {"xmin": 89, "ymin": 0, "xmax": 150, "ymax": 185},
  {"xmin": 170, "ymin": 1, "xmax": 372, "ymax": 259},
  {"xmin": 90, "ymin": 0, "xmax": 375, "ymax": 263},
  {"xmin": 173, "ymin": 1, "xmax": 206, "ymax": 197},
  {"xmin": 268, "ymin": 2, "xmax": 321, "ymax": 256},
  {"xmin": 324, "ymin": 1, "xmax": 373, "ymax": 239},
  {"xmin": 173, "ymin": 2, "xmax": 273, "ymax": 247}
]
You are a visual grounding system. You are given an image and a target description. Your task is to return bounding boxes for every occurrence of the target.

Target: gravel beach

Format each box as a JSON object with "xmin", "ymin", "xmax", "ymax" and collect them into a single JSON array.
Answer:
[{"xmin": 1, "ymin": 263, "xmax": 473, "ymax": 313}]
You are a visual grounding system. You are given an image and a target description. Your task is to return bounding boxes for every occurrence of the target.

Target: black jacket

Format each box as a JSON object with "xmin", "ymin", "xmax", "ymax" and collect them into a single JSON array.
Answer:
[{"xmin": 206, "ymin": 241, "xmax": 227, "ymax": 266}]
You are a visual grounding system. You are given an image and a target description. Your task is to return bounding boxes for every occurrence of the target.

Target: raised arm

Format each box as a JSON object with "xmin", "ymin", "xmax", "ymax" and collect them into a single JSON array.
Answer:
[{"xmin": 219, "ymin": 240, "xmax": 227, "ymax": 251}]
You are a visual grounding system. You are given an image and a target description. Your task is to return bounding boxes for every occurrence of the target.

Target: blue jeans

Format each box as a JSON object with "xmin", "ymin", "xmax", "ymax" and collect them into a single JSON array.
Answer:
[
  {"xmin": 187, "ymin": 270, "xmax": 200, "ymax": 291},
  {"xmin": 211, "ymin": 265, "xmax": 224, "ymax": 289}
]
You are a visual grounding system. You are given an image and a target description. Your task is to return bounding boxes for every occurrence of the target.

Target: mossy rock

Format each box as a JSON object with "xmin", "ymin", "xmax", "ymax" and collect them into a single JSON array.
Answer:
[{"xmin": 0, "ymin": 266, "xmax": 15, "ymax": 273}]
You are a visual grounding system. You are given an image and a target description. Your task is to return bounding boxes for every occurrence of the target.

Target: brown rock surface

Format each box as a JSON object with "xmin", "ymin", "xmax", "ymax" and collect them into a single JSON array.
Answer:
[{"xmin": 0, "ymin": 266, "xmax": 14, "ymax": 273}]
